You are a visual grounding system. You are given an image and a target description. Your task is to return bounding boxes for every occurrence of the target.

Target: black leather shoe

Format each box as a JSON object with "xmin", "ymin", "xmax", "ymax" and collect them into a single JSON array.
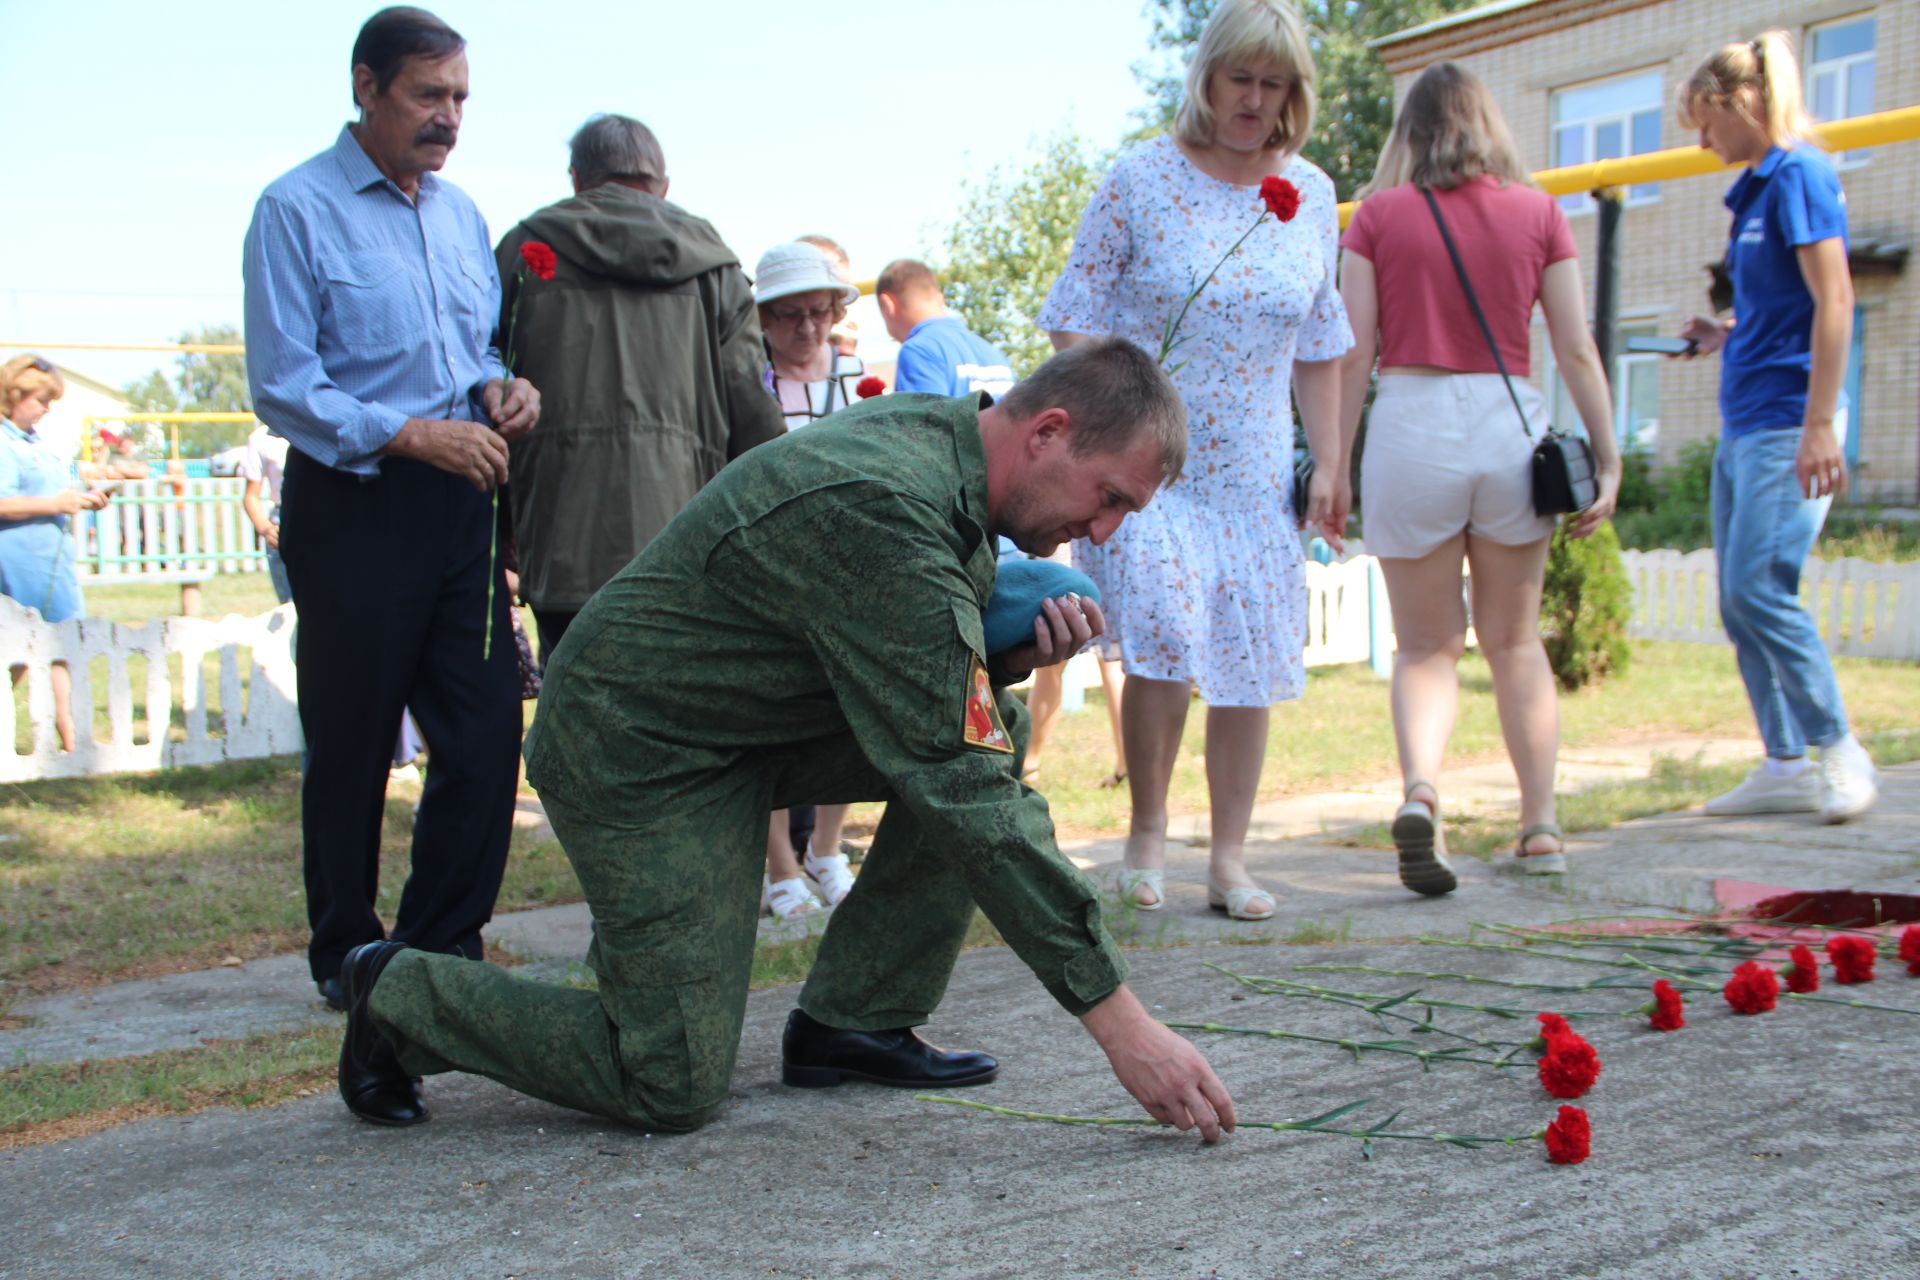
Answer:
[
  {"xmin": 781, "ymin": 1008, "xmax": 998, "ymax": 1089},
  {"xmin": 316, "ymin": 976, "xmax": 347, "ymax": 1012},
  {"xmin": 338, "ymin": 940, "xmax": 427, "ymax": 1127}
]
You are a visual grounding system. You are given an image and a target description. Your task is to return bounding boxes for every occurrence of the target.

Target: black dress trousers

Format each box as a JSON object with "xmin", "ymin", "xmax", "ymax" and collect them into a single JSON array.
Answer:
[{"xmin": 280, "ymin": 449, "xmax": 523, "ymax": 982}]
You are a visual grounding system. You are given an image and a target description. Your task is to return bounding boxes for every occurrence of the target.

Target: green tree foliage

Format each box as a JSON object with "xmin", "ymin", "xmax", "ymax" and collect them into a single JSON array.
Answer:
[
  {"xmin": 1540, "ymin": 522, "xmax": 1633, "ymax": 690},
  {"xmin": 936, "ymin": 133, "xmax": 1111, "ymax": 376},
  {"xmin": 1136, "ymin": 0, "xmax": 1484, "ymax": 201},
  {"xmin": 120, "ymin": 323, "xmax": 252, "ymax": 457}
]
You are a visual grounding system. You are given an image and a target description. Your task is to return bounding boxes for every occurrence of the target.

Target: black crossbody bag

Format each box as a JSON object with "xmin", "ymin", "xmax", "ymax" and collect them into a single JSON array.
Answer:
[{"xmin": 1419, "ymin": 187, "xmax": 1598, "ymax": 516}]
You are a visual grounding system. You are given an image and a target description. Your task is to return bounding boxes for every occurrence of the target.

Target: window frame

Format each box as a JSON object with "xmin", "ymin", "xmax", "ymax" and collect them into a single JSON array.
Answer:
[
  {"xmin": 1806, "ymin": 11, "xmax": 1877, "ymax": 169},
  {"xmin": 1550, "ymin": 68, "xmax": 1666, "ymax": 215}
]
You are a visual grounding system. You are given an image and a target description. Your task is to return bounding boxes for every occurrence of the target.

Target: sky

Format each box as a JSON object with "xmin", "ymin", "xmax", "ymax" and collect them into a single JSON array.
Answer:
[{"xmin": 2, "ymin": 0, "xmax": 1168, "ymax": 392}]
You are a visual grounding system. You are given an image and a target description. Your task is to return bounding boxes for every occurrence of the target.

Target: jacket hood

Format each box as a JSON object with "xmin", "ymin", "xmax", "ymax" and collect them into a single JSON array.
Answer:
[{"xmin": 516, "ymin": 184, "xmax": 739, "ymax": 287}]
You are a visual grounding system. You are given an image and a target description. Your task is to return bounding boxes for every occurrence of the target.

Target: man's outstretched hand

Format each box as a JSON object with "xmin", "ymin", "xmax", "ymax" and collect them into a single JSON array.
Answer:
[{"xmin": 1080, "ymin": 985, "xmax": 1236, "ymax": 1143}]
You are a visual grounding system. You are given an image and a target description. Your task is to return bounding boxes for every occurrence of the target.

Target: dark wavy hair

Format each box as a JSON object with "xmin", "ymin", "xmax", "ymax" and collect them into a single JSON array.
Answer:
[{"xmin": 350, "ymin": 7, "xmax": 465, "ymax": 107}]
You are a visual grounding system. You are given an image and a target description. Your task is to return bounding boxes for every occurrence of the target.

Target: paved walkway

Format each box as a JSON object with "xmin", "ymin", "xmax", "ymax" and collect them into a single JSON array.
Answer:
[{"xmin": 5, "ymin": 752, "xmax": 1919, "ymax": 1279}]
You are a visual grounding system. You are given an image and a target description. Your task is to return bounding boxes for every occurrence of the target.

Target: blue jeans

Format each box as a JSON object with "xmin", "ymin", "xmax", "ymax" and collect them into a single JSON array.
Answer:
[{"xmin": 1710, "ymin": 416, "xmax": 1850, "ymax": 758}]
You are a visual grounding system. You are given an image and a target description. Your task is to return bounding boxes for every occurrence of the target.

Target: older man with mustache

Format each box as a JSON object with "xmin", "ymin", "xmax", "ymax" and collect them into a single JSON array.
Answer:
[{"xmin": 242, "ymin": 6, "xmax": 540, "ymax": 1019}]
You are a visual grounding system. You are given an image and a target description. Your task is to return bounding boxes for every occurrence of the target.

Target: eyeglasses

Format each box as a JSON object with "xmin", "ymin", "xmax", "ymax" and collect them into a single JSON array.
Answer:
[{"xmin": 767, "ymin": 302, "xmax": 836, "ymax": 326}]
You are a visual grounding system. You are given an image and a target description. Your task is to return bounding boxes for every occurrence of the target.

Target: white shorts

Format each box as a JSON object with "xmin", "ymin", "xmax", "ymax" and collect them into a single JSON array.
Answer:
[{"xmin": 1360, "ymin": 373, "xmax": 1558, "ymax": 559}]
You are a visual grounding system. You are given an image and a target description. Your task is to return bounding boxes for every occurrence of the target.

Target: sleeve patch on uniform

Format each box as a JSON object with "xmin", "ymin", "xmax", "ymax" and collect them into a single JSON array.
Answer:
[{"xmin": 963, "ymin": 655, "xmax": 1016, "ymax": 753}]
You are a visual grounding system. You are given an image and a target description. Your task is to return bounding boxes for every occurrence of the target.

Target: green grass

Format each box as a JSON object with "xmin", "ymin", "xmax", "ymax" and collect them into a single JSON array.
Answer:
[
  {"xmin": 4, "ymin": 637, "xmax": 1916, "ymax": 1010},
  {"xmin": 997, "ymin": 640, "xmax": 1920, "ymax": 838},
  {"xmin": 0, "ymin": 758, "xmax": 579, "ymax": 1010},
  {"xmin": 0, "ymin": 1026, "xmax": 340, "ymax": 1142}
]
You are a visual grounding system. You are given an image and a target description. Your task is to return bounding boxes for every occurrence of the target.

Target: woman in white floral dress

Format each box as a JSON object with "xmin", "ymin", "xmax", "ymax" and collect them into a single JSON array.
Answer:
[{"xmin": 1039, "ymin": 0, "xmax": 1350, "ymax": 920}]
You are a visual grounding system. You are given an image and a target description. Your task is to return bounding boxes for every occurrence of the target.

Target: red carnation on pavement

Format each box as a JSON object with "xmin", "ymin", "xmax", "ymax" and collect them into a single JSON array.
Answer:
[
  {"xmin": 1827, "ymin": 934, "xmax": 1877, "ymax": 984},
  {"xmin": 1723, "ymin": 960, "xmax": 1780, "ymax": 1014},
  {"xmin": 1900, "ymin": 925, "xmax": 1920, "ymax": 977},
  {"xmin": 1259, "ymin": 175, "xmax": 1301, "ymax": 221},
  {"xmin": 1543, "ymin": 1105, "xmax": 1591, "ymax": 1165},
  {"xmin": 518, "ymin": 241, "xmax": 558, "ymax": 281},
  {"xmin": 1534, "ymin": 1012, "xmax": 1572, "ymax": 1043},
  {"xmin": 1648, "ymin": 980, "xmax": 1685, "ymax": 1031},
  {"xmin": 1782, "ymin": 944, "xmax": 1820, "ymax": 994},
  {"xmin": 1538, "ymin": 1030, "xmax": 1603, "ymax": 1100},
  {"xmin": 855, "ymin": 376, "xmax": 887, "ymax": 399}
]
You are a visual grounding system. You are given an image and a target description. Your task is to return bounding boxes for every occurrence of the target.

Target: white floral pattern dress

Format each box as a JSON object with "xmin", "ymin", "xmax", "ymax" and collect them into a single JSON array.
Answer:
[{"xmin": 1038, "ymin": 135, "xmax": 1352, "ymax": 707}]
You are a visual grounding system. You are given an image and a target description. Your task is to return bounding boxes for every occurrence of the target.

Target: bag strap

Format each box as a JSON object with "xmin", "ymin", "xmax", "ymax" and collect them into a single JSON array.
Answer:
[{"xmin": 1419, "ymin": 186, "xmax": 1535, "ymax": 443}]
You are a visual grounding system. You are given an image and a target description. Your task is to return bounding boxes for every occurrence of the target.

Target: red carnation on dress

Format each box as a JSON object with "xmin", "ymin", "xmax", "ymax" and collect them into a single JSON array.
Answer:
[
  {"xmin": 1538, "ymin": 1030, "xmax": 1603, "ymax": 1099},
  {"xmin": 1543, "ymin": 1105, "xmax": 1591, "ymax": 1165},
  {"xmin": 1259, "ymin": 176, "xmax": 1301, "ymax": 221},
  {"xmin": 1900, "ymin": 925, "xmax": 1920, "ymax": 977},
  {"xmin": 1827, "ymin": 934, "xmax": 1877, "ymax": 984},
  {"xmin": 1723, "ymin": 960, "xmax": 1780, "ymax": 1014},
  {"xmin": 855, "ymin": 376, "xmax": 887, "ymax": 399},
  {"xmin": 518, "ymin": 241, "xmax": 558, "ymax": 281},
  {"xmin": 1782, "ymin": 944, "xmax": 1820, "ymax": 994},
  {"xmin": 1649, "ymin": 980, "xmax": 1685, "ymax": 1031}
]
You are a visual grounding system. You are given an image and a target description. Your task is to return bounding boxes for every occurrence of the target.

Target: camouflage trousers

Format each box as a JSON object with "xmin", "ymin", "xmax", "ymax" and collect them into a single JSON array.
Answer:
[{"xmin": 369, "ymin": 694, "xmax": 1029, "ymax": 1132}]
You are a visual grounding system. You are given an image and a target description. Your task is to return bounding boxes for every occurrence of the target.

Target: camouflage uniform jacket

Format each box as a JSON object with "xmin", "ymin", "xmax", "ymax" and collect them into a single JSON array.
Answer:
[{"xmin": 524, "ymin": 391, "xmax": 1127, "ymax": 1015}]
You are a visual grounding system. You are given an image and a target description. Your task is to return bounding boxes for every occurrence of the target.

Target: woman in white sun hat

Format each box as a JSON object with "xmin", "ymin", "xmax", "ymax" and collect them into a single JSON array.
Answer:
[{"xmin": 754, "ymin": 240, "xmax": 867, "ymax": 918}]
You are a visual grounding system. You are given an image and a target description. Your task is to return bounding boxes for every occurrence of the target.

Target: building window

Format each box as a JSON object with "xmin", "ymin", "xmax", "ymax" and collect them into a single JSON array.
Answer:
[
  {"xmin": 1547, "ymin": 320, "xmax": 1662, "ymax": 453},
  {"xmin": 1808, "ymin": 13, "xmax": 1876, "ymax": 165},
  {"xmin": 1551, "ymin": 70, "xmax": 1664, "ymax": 213}
]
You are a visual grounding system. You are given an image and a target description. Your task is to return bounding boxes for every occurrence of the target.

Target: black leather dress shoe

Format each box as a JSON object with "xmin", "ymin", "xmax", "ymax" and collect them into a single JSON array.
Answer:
[
  {"xmin": 338, "ymin": 940, "xmax": 427, "ymax": 1127},
  {"xmin": 781, "ymin": 1008, "xmax": 998, "ymax": 1089},
  {"xmin": 316, "ymin": 976, "xmax": 347, "ymax": 1012}
]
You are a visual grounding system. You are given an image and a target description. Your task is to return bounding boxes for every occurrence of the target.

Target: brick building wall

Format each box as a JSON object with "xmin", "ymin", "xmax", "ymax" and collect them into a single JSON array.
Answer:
[{"xmin": 1376, "ymin": 0, "xmax": 1918, "ymax": 504}]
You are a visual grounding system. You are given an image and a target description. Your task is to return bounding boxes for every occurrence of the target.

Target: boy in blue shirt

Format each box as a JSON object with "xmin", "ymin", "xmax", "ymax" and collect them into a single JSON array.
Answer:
[{"xmin": 877, "ymin": 259, "xmax": 1016, "ymax": 398}]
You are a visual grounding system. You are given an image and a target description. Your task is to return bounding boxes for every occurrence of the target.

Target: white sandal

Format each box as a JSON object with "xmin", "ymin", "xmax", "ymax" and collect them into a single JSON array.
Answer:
[
  {"xmin": 1207, "ymin": 879, "xmax": 1276, "ymax": 921},
  {"xmin": 1117, "ymin": 867, "xmax": 1165, "ymax": 911},
  {"xmin": 763, "ymin": 875, "xmax": 822, "ymax": 918},
  {"xmin": 804, "ymin": 851, "xmax": 856, "ymax": 907}
]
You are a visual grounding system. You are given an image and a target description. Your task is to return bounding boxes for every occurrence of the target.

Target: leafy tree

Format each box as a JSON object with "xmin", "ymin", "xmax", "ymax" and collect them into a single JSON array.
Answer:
[
  {"xmin": 120, "ymin": 323, "xmax": 252, "ymax": 457},
  {"xmin": 1135, "ymin": 0, "xmax": 1483, "ymax": 201},
  {"xmin": 936, "ymin": 132, "xmax": 1111, "ymax": 376}
]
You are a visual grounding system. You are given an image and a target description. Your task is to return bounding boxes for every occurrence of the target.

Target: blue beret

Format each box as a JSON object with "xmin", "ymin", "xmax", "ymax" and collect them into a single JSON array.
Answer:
[{"xmin": 982, "ymin": 558, "xmax": 1102, "ymax": 654}]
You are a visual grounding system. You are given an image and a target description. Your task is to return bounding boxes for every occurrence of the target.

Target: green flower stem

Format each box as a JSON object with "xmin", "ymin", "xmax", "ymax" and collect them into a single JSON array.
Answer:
[
  {"xmin": 1474, "ymin": 923, "xmax": 1756, "ymax": 961},
  {"xmin": 1210, "ymin": 966, "xmax": 1619, "ymax": 1023},
  {"xmin": 1201, "ymin": 963, "xmax": 1533, "ymax": 1049},
  {"xmin": 917, "ymin": 1094, "xmax": 1531, "ymax": 1152},
  {"xmin": 1417, "ymin": 933, "xmax": 1727, "ymax": 976},
  {"xmin": 1166, "ymin": 1021, "xmax": 1523, "ymax": 1071},
  {"xmin": 1295, "ymin": 962, "xmax": 1638, "ymax": 995},
  {"xmin": 1156, "ymin": 212, "xmax": 1271, "ymax": 366},
  {"xmin": 1620, "ymin": 954, "xmax": 1920, "ymax": 1014},
  {"xmin": 487, "ymin": 267, "xmax": 530, "ymax": 661}
]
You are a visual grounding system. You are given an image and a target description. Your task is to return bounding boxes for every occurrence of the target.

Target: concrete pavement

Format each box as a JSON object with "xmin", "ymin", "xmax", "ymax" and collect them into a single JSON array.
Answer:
[{"xmin": 4, "ymin": 756, "xmax": 1919, "ymax": 1279}]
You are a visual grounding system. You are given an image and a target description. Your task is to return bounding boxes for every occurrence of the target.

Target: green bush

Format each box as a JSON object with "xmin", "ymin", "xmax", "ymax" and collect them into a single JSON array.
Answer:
[
  {"xmin": 1612, "ymin": 439, "xmax": 1716, "ymax": 552},
  {"xmin": 1540, "ymin": 521, "xmax": 1632, "ymax": 690}
]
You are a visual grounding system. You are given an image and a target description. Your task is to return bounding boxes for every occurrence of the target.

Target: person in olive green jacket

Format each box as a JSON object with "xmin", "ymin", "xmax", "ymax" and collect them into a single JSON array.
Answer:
[
  {"xmin": 495, "ymin": 113, "xmax": 784, "ymax": 657},
  {"xmin": 337, "ymin": 338, "xmax": 1239, "ymax": 1143}
]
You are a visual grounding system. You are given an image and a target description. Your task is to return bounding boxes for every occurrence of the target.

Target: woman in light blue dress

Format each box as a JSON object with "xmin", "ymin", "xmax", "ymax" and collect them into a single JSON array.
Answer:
[{"xmin": 1, "ymin": 355, "xmax": 108, "ymax": 752}]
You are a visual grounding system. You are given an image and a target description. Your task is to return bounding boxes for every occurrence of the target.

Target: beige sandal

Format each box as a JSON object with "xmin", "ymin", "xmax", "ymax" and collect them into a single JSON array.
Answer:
[
  {"xmin": 1207, "ymin": 878, "xmax": 1276, "ymax": 921},
  {"xmin": 1515, "ymin": 823, "xmax": 1568, "ymax": 875},
  {"xmin": 1117, "ymin": 867, "xmax": 1165, "ymax": 911}
]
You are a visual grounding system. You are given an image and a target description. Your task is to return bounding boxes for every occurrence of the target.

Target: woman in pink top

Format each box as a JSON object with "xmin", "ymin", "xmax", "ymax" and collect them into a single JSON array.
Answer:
[{"xmin": 1338, "ymin": 62, "xmax": 1620, "ymax": 891}]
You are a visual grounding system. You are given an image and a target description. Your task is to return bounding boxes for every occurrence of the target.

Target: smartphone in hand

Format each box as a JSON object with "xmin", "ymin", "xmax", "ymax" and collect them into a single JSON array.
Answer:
[{"xmin": 1624, "ymin": 335, "xmax": 1698, "ymax": 357}]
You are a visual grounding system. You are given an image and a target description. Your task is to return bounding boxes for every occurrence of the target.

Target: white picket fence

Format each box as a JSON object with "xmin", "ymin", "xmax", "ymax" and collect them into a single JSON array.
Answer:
[
  {"xmin": 3, "ymin": 546, "xmax": 1912, "ymax": 783},
  {"xmin": 1, "ymin": 595, "xmax": 300, "ymax": 782},
  {"xmin": 1621, "ymin": 548, "xmax": 1920, "ymax": 659}
]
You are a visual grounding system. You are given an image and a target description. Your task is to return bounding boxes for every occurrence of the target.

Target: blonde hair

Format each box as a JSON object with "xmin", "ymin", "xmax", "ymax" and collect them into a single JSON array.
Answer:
[
  {"xmin": 1362, "ymin": 61, "xmax": 1533, "ymax": 196},
  {"xmin": 1174, "ymin": 0, "xmax": 1317, "ymax": 157},
  {"xmin": 1678, "ymin": 29, "xmax": 1814, "ymax": 147},
  {"xmin": 1, "ymin": 355, "xmax": 65, "ymax": 419}
]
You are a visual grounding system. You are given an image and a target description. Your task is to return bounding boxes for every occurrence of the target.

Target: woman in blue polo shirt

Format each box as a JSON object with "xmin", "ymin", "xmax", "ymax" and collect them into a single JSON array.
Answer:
[{"xmin": 1676, "ymin": 29, "xmax": 1876, "ymax": 823}]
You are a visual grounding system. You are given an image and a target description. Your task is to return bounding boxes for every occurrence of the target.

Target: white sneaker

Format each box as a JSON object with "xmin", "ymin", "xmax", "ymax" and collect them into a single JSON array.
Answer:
[
  {"xmin": 1703, "ymin": 766, "xmax": 1820, "ymax": 816},
  {"xmin": 1819, "ymin": 741, "xmax": 1879, "ymax": 824}
]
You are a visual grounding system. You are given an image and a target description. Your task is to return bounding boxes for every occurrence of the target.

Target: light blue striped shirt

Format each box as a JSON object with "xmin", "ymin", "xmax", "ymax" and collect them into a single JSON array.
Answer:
[{"xmin": 242, "ymin": 125, "xmax": 507, "ymax": 477}]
